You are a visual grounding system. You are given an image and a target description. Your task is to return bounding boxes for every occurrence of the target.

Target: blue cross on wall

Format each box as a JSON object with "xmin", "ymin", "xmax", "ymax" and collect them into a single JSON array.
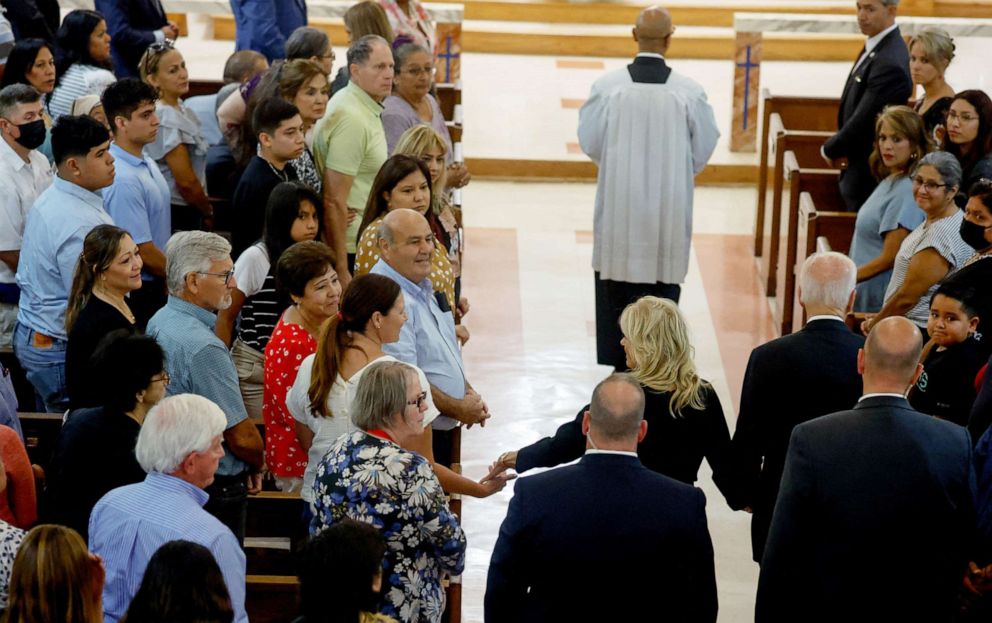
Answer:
[
  {"xmin": 438, "ymin": 35, "xmax": 460, "ymax": 82},
  {"xmin": 736, "ymin": 45, "xmax": 760, "ymax": 131}
]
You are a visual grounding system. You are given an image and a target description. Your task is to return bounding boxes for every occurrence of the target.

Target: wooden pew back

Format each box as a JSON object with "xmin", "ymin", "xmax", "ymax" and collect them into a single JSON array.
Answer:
[
  {"xmin": 793, "ymin": 192, "xmax": 857, "ymax": 331},
  {"xmin": 246, "ymin": 575, "xmax": 299, "ymax": 623},
  {"xmin": 755, "ymin": 89, "xmax": 839, "ymax": 257}
]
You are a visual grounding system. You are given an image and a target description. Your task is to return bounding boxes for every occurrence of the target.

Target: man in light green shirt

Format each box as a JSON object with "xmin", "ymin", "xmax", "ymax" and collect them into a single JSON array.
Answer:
[{"xmin": 313, "ymin": 34, "xmax": 393, "ymax": 289}]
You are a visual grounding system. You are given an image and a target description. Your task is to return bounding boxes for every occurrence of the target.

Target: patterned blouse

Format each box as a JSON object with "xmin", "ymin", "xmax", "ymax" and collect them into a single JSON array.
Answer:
[
  {"xmin": 263, "ymin": 315, "xmax": 317, "ymax": 478},
  {"xmin": 291, "ymin": 146, "xmax": 323, "ymax": 196},
  {"xmin": 354, "ymin": 216, "xmax": 456, "ymax": 310},
  {"xmin": 0, "ymin": 518, "xmax": 25, "ymax": 609},
  {"xmin": 311, "ymin": 431, "xmax": 466, "ymax": 623}
]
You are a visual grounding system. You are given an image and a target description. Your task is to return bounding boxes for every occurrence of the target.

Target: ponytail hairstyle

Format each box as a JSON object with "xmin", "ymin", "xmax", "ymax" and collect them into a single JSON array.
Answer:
[
  {"xmin": 308, "ymin": 274, "xmax": 401, "ymax": 418},
  {"xmin": 65, "ymin": 224, "xmax": 130, "ymax": 333}
]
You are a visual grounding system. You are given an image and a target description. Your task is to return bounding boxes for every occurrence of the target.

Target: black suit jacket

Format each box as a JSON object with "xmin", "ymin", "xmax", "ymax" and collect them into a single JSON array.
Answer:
[
  {"xmin": 1, "ymin": 0, "xmax": 59, "ymax": 43},
  {"xmin": 485, "ymin": 453, "xmax": 717, "ymax": 623},
  {"xmin": 727, "ymin": 318, "xmax": 864, "ymax": 561},
  {"xmin": 756, "ymin": 396, "xmax": 976, "ymax": 623},
  {"xmin": 95, "ymin": 0, "xmax": 168, "ymax": 78},
  {"xmin": 822, "ymin": 27, "xmax": 912, "ymax": 210}
]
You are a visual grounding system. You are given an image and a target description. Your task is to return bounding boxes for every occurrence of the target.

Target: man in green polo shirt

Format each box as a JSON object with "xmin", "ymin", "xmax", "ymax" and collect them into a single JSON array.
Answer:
[{"xmin": 313, "ymin": 34, "xmax": 393, "ymax": 290}]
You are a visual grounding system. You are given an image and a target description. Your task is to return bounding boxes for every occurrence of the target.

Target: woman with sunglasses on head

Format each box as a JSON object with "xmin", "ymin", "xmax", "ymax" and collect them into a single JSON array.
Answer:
[
  {"xmin": 47, "ymin": 10, "xmax": 115, "ymax": 120},
  {"xmin": 861, "ymin": 151, "xmax": 974, "ymax": 337},
  {"xmin": 64, "ymin": 225, "xmax": 143, "ymax": 410},
  {"xmin": 943, "ymin": 90, "xmax": 992, "ymax": 206},
  {"xmin": 139, "ymin": 41, "xmax": 213, "ymax": 231},
  {"xmin": 215, "ymin": 182, "xmax": 321, "ymax": 421},
  {"xmin": 47, "ymin": 332, "xmax": 169, "ymax": 542}
]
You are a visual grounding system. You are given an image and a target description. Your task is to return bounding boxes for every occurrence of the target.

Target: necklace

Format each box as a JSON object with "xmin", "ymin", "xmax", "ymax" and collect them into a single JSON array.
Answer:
[
  {"xmin": 264, "ymin": 157, "xmax": 290, "ymax": 182},
  {"xmin": 93, "ymin": 287, "xmax": 135, "ymax": 324}
]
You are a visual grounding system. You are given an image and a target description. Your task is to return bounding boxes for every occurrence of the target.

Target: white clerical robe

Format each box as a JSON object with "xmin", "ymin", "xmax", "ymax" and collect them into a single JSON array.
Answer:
[{"xmin": 578, "ymin": 63, "xmax": 719, "ymax": 285}]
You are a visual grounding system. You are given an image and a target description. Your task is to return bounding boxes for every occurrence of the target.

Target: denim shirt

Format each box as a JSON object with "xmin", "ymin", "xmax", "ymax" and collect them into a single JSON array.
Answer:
[
  {"xmin": 16, "ymin": 177, "xmax": 114, "ymax": 339},
  {"xmin": 146, "ymin": 296, "xmax": 249, "ymax": 475},
  {"xmin": 371, "ymin": 259, "xmax": 465, "ymax": 429}
]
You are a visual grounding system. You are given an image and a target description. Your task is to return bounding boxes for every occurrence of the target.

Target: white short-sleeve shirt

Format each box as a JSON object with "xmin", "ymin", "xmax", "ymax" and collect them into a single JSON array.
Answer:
[{"xmin": 0, "ymin": 139, "xmax": 54, "ymax": 284}]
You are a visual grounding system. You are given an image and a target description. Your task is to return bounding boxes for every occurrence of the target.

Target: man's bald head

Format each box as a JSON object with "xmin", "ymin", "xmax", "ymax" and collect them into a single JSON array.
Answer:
[
  {"xmin": 589, "ymin": 373, "xmax": 646, "ymax": 443},
  {"xmin": 634, "ymin": 6, "xmax": 674, "ymax": 53},
  {"xmin": 377, "ymin": 209, "xmax": 434, "ymax": 283},
  {"xmin": 862, "ymin": 317, "xmax": 923, "ymax": 388}
]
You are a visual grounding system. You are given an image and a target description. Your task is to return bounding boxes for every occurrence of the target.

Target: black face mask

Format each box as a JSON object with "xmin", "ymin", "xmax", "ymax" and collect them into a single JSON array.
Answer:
[
  {"xmin": 960, "ymin": 218, "xmax": 992, "ymax": 251},
  {"xmin": 9, "ymin": 119, "xmax": 46, "ymax": 151}
]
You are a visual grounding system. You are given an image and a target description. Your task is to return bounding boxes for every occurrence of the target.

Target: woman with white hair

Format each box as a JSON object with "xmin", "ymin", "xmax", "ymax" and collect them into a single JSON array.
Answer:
[
  {"xmin": 862, "ymin": 151, "xmax": 974, "ymax": 336},
  {"xmin": 495, "ymin": 296, "xmax": 733, "ymax": 498},
  {"xmin": 310, "ymin": 361, "xmax": 465, "ymax": 623}
]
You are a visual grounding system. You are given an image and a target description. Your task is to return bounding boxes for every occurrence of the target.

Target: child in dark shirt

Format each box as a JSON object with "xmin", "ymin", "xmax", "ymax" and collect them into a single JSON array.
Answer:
[{"xmin": 909, "ymin": 282, "xmax": 985, "ymax": 426}]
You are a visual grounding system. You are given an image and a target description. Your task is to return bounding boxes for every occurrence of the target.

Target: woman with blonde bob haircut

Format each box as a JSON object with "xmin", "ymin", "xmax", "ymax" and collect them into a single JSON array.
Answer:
[
  {"xmin": 496, "ymin": 296, "xmax": 733, "ymax": 500},
  {"xmin": 908, "ymin": 28, "xmax": 956, "ymax": 140},
  {"xmin": 5, "ymin": 524, "xmax": 104, "ymax": 623}
]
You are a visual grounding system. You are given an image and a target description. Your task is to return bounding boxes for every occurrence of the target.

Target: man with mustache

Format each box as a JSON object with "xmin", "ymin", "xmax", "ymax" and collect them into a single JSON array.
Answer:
[{"xmin": 146, "ymin": 230, "xmax": 264, "ymax": 542}]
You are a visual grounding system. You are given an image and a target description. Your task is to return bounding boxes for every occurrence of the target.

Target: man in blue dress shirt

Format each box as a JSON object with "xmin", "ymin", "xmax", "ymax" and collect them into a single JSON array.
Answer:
[
  {"xmin": 370, "ymin": 209, "xmax": 491, "ymax": 465},
  {"xmin": 102, "ymin": 78, "xmax": 171, "ymax": 327},
  {"xmin": 14, "ymin": 115, "xmax": 115, "ymax": 412},
  {"xmin": 90, "ymin": 393, "xmax": 247, "ymax": 623},
  {"xmin": 146, "ymin": 230, "xmax": 264, "ymax": 542}
]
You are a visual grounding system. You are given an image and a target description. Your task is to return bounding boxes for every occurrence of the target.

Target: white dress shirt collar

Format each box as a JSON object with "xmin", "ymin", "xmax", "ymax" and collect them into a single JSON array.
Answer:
[
  {"xmin": 865, "ymin": 23, "xmax": 898, "ymax": 54},
  {"xmin": 858, "ymin": 392, "xmax": 906, "ymax": 402},
  {"xmin": 635, "ymin": 52, "xmax": 666, "ymax": 61},
  {"xmin": 585, "ymin": 449, "xmax": 639, "ymax": 458}
]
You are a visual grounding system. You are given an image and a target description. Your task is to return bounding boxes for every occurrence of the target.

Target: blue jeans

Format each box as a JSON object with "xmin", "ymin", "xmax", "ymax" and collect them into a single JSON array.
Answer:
[{"xmin": 12, "ymin": 322, "xmax": 67, "ymax": 413}]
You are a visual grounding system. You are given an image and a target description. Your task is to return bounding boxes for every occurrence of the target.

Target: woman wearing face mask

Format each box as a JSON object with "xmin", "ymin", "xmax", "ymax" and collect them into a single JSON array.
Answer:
[
  {"xmin": 938, "ymin": 179, "xmax": 992, "ymax": 356},
  {"xmin": 943, "ymin": 90, "xmax": 992, "ymax": 207},
  {"xmin": 849, "ymin": 106, "xmax": 929, "ymax": 313}
]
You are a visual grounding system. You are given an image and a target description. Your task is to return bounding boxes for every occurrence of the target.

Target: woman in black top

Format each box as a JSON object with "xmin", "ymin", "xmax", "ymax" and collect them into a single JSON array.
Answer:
[
  {"xmin": 64, "ymin": 225, "xmax": 143, "ymax": 409},
  {"xmin": 908, "ymin": 29, "xmax": 955, "ymax": 143},
  {"xmin": 944, "ymin": 90, "xmax": 992, "ymax": 207},
  {"xmin": 46, "ymin": 333, "xmax": 168, "ymax": 542},
  {"xmin": 497, "ymin": 296, "xmax": 733, "ymax": 499}
]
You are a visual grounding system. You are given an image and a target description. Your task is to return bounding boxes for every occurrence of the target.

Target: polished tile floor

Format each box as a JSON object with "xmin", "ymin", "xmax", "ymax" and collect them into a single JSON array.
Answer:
[{"xmin": 455, "ymin": 181, "xmax": 768, "ymax": 623}]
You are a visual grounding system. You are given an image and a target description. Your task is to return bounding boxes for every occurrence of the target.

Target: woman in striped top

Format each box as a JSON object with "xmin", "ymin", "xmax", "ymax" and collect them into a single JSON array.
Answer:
[
  {"xmin": 216, "ymin": 181, "xmax": 322, "ymax": 420},
  {"xmin": 48, "ymin": 10, "xmax": 116, "ymax": 120}
]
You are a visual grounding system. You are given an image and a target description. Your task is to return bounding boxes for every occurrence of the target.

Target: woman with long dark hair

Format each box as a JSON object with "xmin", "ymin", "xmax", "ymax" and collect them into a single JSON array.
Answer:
[
  {"xmin": 64, "ymin": 225, "xmax": 143, "ymax": 409},
  {"xmin": 48, "ymin": 10, "xmax": 115, "ymax": 119},
  {"xmin": 943, "ymin": 90, "xmax": 992, "ymax": 205},
  {"xmin": 215, "ymin": 181, "xmax": 321, "ymax": 420}
]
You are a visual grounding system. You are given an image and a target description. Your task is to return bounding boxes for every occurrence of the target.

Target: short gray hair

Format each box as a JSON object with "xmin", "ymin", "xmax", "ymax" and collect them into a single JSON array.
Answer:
[
  {"xmin": 351, "ymin": 361, "xmax": 415, "ymax": 430},
  {"xmin": 165, "ymin": 231, "xmax": 232, "ymax": 296},
  {"xmin": 347, "ymin": 34, "xmax": 388, "ymax": 68},
  {"xmin": 377, "ymin": 218, "xmax": 396, "ymax": 244},
  {"xmin": 135, "ymin": 394, "xmax": 228, "ymax": 474},
  {"xmin": 914, "ymin": 150, "xmax": 962, "ymax": 190},
  {"xmin": 393, "ymin": 42, "xmax": 429, "ymax": 73},
  {"xmin": 286, "ymin": 26, "xmax": 331, "ymax": 61},
  {"xmin": 798, "ymin": 252, "xmax": 857, "ymax": 309},
  {"xmin": 589, "ymin": 373, "xmax": 645, "ymax": 441},
  {"xmin": 0, "ymin": 84, "xmax": 42, "ymax": 119}
]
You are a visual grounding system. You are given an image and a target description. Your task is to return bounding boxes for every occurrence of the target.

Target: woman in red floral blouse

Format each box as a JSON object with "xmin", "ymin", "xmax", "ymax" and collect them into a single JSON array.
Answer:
[{"xmin": 263, "ymin": 241, "xmax": 341, "ymax": 491}]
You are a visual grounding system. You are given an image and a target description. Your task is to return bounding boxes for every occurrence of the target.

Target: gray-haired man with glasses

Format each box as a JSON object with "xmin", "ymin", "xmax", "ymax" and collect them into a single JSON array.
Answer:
[{"xmin": 146, "ymin": 230, "xmax": 265, "ymax": 543}]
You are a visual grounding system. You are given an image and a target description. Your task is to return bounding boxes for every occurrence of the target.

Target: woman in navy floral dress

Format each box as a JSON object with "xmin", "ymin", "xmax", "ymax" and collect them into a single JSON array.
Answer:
[{"xmin": 310, "ymin": 361, "xmax": 466, "ymax": 623}]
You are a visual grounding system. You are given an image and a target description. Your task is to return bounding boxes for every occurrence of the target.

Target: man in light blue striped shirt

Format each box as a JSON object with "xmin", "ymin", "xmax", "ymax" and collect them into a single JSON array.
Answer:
[{"xmin": 89, "ymin": 394, "xmax": 247, "ymax": 623}]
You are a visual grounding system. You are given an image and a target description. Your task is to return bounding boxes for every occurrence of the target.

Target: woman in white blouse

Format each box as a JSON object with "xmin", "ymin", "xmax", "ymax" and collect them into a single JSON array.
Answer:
[{"xmin": 49, "ymin": 10, "xmax": 116, "ymax": 120}]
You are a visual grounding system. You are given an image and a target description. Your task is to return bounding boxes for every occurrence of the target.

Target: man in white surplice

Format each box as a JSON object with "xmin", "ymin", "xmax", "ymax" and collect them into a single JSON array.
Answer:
[{"xmin": 578, "ymin": 5, "xmax": 719, "ymax": 370}]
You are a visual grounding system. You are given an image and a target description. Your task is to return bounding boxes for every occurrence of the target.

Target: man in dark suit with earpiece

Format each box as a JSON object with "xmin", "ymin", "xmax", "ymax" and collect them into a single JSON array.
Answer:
[{"xmin": 822, "ymin": 0, "xmax": 912, "ymax": 211}]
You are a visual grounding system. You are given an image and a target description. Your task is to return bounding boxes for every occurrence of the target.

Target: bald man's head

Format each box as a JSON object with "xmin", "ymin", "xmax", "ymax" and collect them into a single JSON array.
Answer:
[
  {"xmin": 863, "ymin": 317, "xmax": 923, "ymax": 386},
  {"xmin": 634, "ymin": 6, "xmax": 674, "ymax": 53},
  {"xmin": 377, "ymin": 208, "xmax": 434, "ymax": 284}
]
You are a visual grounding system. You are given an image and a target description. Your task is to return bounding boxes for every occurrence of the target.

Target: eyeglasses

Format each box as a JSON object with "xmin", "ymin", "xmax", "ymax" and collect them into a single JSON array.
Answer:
[
  {"xmin": 912, "ymin": 176, "xmax": 947, "ymax": 193},
  {"xmin": 946, "ymin": 110, "xmax": 979, "ymax": 123},
  {"xmin": 197, "ymin": 269, "xmax": 235, "ymax": 286},
  {"xmin": 402, "ymin": 66, "xmax": 435, "ymax": 77},
  {"xmin": 406, "ymin": 391, "xmax": 428, "ymax": 408},
  {"xmin": 151, "ymin": 372, "xmax": 170, "ymax": 386}
]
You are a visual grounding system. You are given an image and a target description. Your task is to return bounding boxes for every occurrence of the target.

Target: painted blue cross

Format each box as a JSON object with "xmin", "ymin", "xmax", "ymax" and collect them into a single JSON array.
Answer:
[
  {"xmin": 438, "ymin": 35, "xmax": 460, "ymax": 82},
  {"xmin": 736, "ymin": 45, "xmax": 760, "ymax": 131}
]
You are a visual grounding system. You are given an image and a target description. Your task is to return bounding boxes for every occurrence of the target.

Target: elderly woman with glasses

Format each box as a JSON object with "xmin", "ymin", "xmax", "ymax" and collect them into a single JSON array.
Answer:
[
  {"xmin": 310, "ymin": 360, "xmax": 466, "ymax": 623},
  {"xmin": 47, "ymin": 332, "xmax": 169, "ymax": 541},
  {"xmin": 382, "ymin": 43, "xmax": 470, "ymax": 190},
  {"xmin": 861, "ymin": 151, "xmax": 974, "ymax": 336}
]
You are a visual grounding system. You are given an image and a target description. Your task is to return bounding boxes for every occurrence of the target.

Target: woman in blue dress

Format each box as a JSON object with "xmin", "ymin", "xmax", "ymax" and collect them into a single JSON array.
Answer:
[
  {"xmin": 850, "ymin": 105, "xmax": 930, "ymax": 312},
  {"xmin": 310, "ymin": 361, "xmax": 465, "ymax": 623}
]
